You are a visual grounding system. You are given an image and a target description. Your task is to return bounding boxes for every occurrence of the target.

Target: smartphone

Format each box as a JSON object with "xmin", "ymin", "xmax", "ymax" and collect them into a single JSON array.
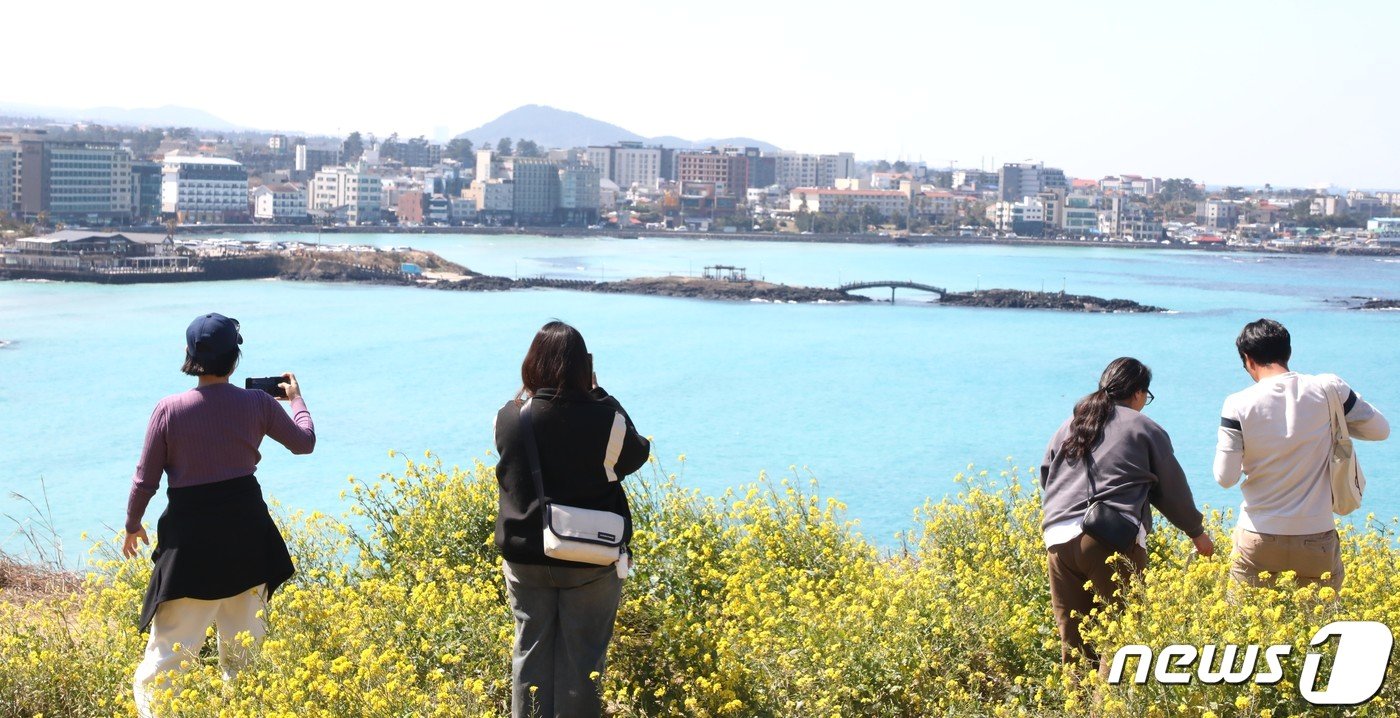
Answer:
[{"xmin": 245, "ymin": 376, "xmax": 287, "ymax": 398}]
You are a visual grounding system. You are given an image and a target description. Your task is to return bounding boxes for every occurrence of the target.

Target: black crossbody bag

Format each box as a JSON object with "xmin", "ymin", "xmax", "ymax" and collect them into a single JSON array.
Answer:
[{"xmin": 1080, "ymin": 455, "xmax": 1141, "ymax": 554}]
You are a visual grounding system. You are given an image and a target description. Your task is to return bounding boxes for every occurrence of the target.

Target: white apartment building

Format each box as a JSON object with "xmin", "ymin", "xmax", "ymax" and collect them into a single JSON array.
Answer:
[
  {"xmin": 586, "ymin": 143, "xmax": 663, "ymax": 190},
  {"xmin": 161, "ymin": 154, "xmax": 247, "ymax": 223},
  {"xmin": 1099, "ymin": 175, "xmax": 1160, "ymax": 196},
  {"xmin": 251, "ymin": 183, "xmax": 307, "ymax": 222},
  {"xmin": 472, "ymin": 179, "xmax": 514, "ymax": 215},
  {"xmin": 310, "ymin": 165, "xmax": 383, "ymax": 225},
  {"xmin": 993, "ymin": 197, "xmax": 1047, "ymax": 231},
  {"xmin": 790, "ymin": 187, "xmax": 908, "ymax": 216},
  {"xmin": 770, "ymin": 152, "xmax": 856, "ymax": 190},
  {"xmin": 818, "ymin": 153, "xmax": 856, "ymax": 186}
]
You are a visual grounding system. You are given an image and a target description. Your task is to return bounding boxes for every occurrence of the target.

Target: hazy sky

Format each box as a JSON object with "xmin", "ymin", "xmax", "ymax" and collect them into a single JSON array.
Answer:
[{"xmin": 6, "ymin": 0, "xmax": 1398, "ymax": 188}]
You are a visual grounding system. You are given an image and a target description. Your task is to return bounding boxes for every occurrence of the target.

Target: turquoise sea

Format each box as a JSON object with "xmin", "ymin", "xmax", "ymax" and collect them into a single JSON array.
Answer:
[{"xmin": 3, "ymin": 234, "xmax": 1398, "ymax": 561}]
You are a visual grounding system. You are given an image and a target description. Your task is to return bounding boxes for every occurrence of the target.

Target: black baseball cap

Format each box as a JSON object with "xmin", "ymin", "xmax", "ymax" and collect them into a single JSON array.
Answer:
[{"xmin": 185, "ymin": 313, "xmax": 242, "ymax": 361}]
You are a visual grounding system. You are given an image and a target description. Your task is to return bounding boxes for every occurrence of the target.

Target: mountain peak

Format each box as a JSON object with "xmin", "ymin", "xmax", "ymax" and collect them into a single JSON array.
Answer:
[{"xmin": 455, "ymin": 105, "xmax": 779, "ymax": 152}]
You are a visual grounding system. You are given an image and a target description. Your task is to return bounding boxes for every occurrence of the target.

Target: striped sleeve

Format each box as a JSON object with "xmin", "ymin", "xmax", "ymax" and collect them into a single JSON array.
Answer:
[
  {"xmin": 1214, "ymin": 396, "xmax": 1245, "ymax": 488},
  {"xmin": 1327, "ymin": 374, "xmax": 1391, "ymax": 441},
  {"xmin": 602, "ymin": 412, "xmax": 627, "ymax": 482}
]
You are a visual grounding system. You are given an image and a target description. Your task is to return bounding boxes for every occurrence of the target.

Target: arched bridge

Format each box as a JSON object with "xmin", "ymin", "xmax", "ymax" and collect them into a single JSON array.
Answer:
[{"xmin": 837, "ymin": 280, "xmax": 947, "ymax": 302}]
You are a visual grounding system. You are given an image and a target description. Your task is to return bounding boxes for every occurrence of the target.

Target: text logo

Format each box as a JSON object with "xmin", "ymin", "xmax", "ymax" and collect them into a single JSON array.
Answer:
[{"xmin": 1107, "ymin": 621, "xmax": 1393, "ymax": 706}]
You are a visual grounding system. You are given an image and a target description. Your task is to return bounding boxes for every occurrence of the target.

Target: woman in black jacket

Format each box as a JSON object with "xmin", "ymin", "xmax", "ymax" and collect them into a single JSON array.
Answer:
[{"xmin": 494, "ymin": 321, "xmax": 650, "ymax": 718}]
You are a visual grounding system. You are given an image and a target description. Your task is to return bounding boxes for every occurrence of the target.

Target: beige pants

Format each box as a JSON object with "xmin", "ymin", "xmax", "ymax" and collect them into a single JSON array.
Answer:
[
  {"xmin": 1230, "ymin": 527, "xmax": 1343, "ymax": 590},
  {"xmin": 133, "ymin": 584, "xmax": 267, "ymax": 718}
]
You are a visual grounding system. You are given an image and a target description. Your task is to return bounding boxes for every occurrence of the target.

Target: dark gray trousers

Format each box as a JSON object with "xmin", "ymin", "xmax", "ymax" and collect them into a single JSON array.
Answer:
[{"xmin": 503, "ymin": 560, "xmax": 622, "ymax": 718}]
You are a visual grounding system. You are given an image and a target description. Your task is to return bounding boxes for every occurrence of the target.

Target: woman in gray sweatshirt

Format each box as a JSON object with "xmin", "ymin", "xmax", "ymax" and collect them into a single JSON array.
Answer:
[{"xmin": 1039, "ymin": 357, "xmax": 1214, "ymax": 669}]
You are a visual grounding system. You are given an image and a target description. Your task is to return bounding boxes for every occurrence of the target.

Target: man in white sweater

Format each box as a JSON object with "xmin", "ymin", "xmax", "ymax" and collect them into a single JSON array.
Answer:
[{"xmin": 1215, "ymin": 319, "xmax": 1389, "ymax": 589}]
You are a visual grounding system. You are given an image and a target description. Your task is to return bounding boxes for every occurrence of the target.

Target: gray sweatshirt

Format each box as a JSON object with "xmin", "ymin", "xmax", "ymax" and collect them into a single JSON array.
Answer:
[{"xmin": 1040, "ymin": 405, "xmax": 1205, "ymax": 539}]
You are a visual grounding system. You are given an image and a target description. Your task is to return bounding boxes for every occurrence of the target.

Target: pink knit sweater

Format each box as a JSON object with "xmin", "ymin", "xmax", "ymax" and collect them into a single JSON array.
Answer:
[{"xmin": 125, "ymin": 383, "xmax": 315, "ymax": 532}]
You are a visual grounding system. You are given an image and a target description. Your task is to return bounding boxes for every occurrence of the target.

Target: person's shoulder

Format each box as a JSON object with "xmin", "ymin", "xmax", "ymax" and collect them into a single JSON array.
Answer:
[
  {"xmin": 1222, "ymin": 382, "xmax": 1263, "ymax": 412},
  {"xmin": 1306, "ymin": 372, "xmax": 1349, "ymax": 394},
  {"xmin": 496, "ymin": 398, "xmax": 525, "ymax": 422},
  {"xmin": 1117, "ymin": 405, "xmax": 1166, "ymax": 434}
]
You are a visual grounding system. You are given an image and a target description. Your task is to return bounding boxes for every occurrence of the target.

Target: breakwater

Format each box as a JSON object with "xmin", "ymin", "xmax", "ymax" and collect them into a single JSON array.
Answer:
[{"xmin": 4, "ymin": 247, "xmax": 1166, "ymax": 309}]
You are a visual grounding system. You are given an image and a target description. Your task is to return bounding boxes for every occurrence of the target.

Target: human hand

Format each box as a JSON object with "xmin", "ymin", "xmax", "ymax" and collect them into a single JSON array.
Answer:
[
  {"xmin": 122, "ymin": 528, "xmax": 149, "ymax": 559},
  {"xmin": 279, "ymin": 372, "xmax": 302, "ymax": 401},
  {"xmin": 1192, "ymin": 533, "xmax": 1215, "ymax": 558}
]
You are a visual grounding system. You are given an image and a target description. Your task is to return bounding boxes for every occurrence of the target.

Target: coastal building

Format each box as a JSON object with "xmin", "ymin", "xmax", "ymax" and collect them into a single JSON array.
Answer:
[
  {"xmin": 0, "ymin": 147, "xmax": 15, "ymax": 215},
  {"xmin": 1099, "ymin": 175, "xmax": 1160, "ymax": 196},
  {"xmin": 130, "ymin": 161, "xmax": 163, "ymax": 223},
  {"xmin": 1099, "ymin": 196, "xmax": 1161, "ymax": 240},
  {"xmin": 251, "ymin": 183, "xmax": 308, "ymax": 223},
  {"xmin": 397, "ymin": 190, "xmax": 425, "ymax": 224},
  {"xmin": 558, "ymin": 164, "xmax": 602, "ymax": 225},
  {"xmin": 992, "ymin": 197, "xmax": 1047, "ymax": 235},
  {"xmin": 471, "ymin": 179, "xmax": 514, "ymax": 222},
  {"xmin": 380, "ymin": 137, "xmax": 442, "ymax": 168},
  {"xmin": 998, "ymin": 161, "xmax": 1066, "ymax": 201},
  {"xmin": 678, "ymin": 150, "xmax": 750, "ymax": 200},
  {"xmin": 1368, "ymin": 217, "xmax": 1400, "ymax": 242},
  {"xmin": 11, "ymin": 230, "xmax": 184, "ymax": 271},
  {"xmin": 767, "ymin": 151, "xmax": 851, "ymax": 190},
  {"xmin": 475, "ymin": 149, "xmax": 511, "ymax": 183},
  {"xmin": 769, "ymin": 152, "xmax": 819, "ymax": 190},
  {"xmin": 295, "ymin": 144, "xmax": 342, "ymax": 174},
  {"xmin": 426, "ymin": 194, "xmax": 451, "ymax": 224},
  {"xmin": 511, "ymin": 158, "xmax": 561, "ymax": 224},
  {"xmin": 1061, "ymin": 193, "xmax": 1101, "ymax": 236},
  {"xmin": 951, "ymin": 169, "xmax": 997, "ymax": 192},
  {"xmin": 586, "ymin": 142, "xmax": 663, "ymax": 190},
  {"xmin": 3, "ymin": 131, "xmax": 134, "ymax": 224},
  {"xmin": 789, "ymin": 187, "xmax": 909, "ymax": 218},
  {"xmin": 161, "ymin": 154, "xmax": 248, "ymax": 224},
  {"xmin": 310, "ymin": 164, "xmax": 383, "ymax": 225},
  {"xmin": 915, "ymin": 190, "xmax": 959, "ymax": 224},
  {"xmin": 1196, "ymin": 199, "xmax": 1242, "ymax": 230},
  {"xmin": 818, "ymin": 153, "xmax": 856, "ymax": 187},
  {"xmin": 1309, "ymin": 196, "xmax": 1345, "ymax": 217},
  {"xmin": 450, "ymin": 197, "xmax": 476, "ymax": 224}
]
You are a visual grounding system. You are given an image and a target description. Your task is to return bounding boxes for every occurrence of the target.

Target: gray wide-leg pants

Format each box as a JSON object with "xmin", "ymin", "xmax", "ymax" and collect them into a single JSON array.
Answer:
[{"xmin": 503, "ymin": 560, "xmax": 622, "ymax": 718}]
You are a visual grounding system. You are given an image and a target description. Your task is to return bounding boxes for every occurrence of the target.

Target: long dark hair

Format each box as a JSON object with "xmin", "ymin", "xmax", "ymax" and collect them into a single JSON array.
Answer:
[
  {"xmin": 1061, "ymin": 357, "xmax": 1152, "ymax": 462},
  {"xmin": 518, "ymin": 321, "xmax": 591, "ymax": 399}
]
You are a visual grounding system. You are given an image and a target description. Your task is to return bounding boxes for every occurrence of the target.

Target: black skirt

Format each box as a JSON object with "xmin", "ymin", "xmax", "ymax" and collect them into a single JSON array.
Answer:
[{"xmin": 137, "ymin": 475, "xmax": 295, "ymax": 632}]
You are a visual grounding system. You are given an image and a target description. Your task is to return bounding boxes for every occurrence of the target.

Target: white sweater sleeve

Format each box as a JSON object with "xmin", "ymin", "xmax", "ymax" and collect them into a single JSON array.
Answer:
[{"xmin": 1328, "ymin": 375, "xmax": 1390, "ymax": 441}]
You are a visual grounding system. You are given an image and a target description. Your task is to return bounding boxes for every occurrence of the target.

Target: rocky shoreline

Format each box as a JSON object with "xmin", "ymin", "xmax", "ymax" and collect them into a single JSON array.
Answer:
[
  {"xmin": 4, "ymin": 248, "xmax": 1165, "ymax": 311},
  {"xmin": 939, "ymin": 289, "xmax": 1166, "ymax": 313},
  {"xmin": 1359, "ymin": 298, "xmax": 1400, "ymax": 310},
  {"xmin": 589, "ymin": 276, "xmax": 861, "ymax": 303}
]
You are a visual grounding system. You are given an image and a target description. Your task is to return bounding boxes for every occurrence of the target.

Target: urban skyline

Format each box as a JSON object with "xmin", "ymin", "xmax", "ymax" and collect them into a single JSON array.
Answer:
[{"xmin": 5, "ymin": 0, "xmax": 1399, "ymax": 188}]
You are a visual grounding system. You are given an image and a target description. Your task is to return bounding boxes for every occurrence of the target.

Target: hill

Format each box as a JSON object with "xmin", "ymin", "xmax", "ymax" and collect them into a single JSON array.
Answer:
[
  {"xmin": 455, "ymin": 104, "xmax": 781, "ymax": 152},
  {"xmin": 0, "ymin": 102, "xmax": 248, "ymax": 131}
]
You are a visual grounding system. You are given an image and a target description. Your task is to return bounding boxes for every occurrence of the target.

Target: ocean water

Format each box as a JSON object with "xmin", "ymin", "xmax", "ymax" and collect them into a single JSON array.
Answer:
[{"xmin": 2, "ymin": 234, "xmax": 1398, "ymax": 561}]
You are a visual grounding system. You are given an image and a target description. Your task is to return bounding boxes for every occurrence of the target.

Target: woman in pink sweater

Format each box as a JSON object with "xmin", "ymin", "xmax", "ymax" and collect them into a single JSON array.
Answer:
[{"xmin": 123, "ymin": 313, "xmax": 315, "ymax": 718}]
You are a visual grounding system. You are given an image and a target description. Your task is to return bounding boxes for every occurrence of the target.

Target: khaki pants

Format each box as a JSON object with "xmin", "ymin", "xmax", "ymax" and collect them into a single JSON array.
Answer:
[
  {"xmin": 1230, "ymin": 527, "xmax": 1343, "ymax": 590},
  {"xmin": 1046, "ymin": 534, "xmax": 1147, "ymax": 668}
]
